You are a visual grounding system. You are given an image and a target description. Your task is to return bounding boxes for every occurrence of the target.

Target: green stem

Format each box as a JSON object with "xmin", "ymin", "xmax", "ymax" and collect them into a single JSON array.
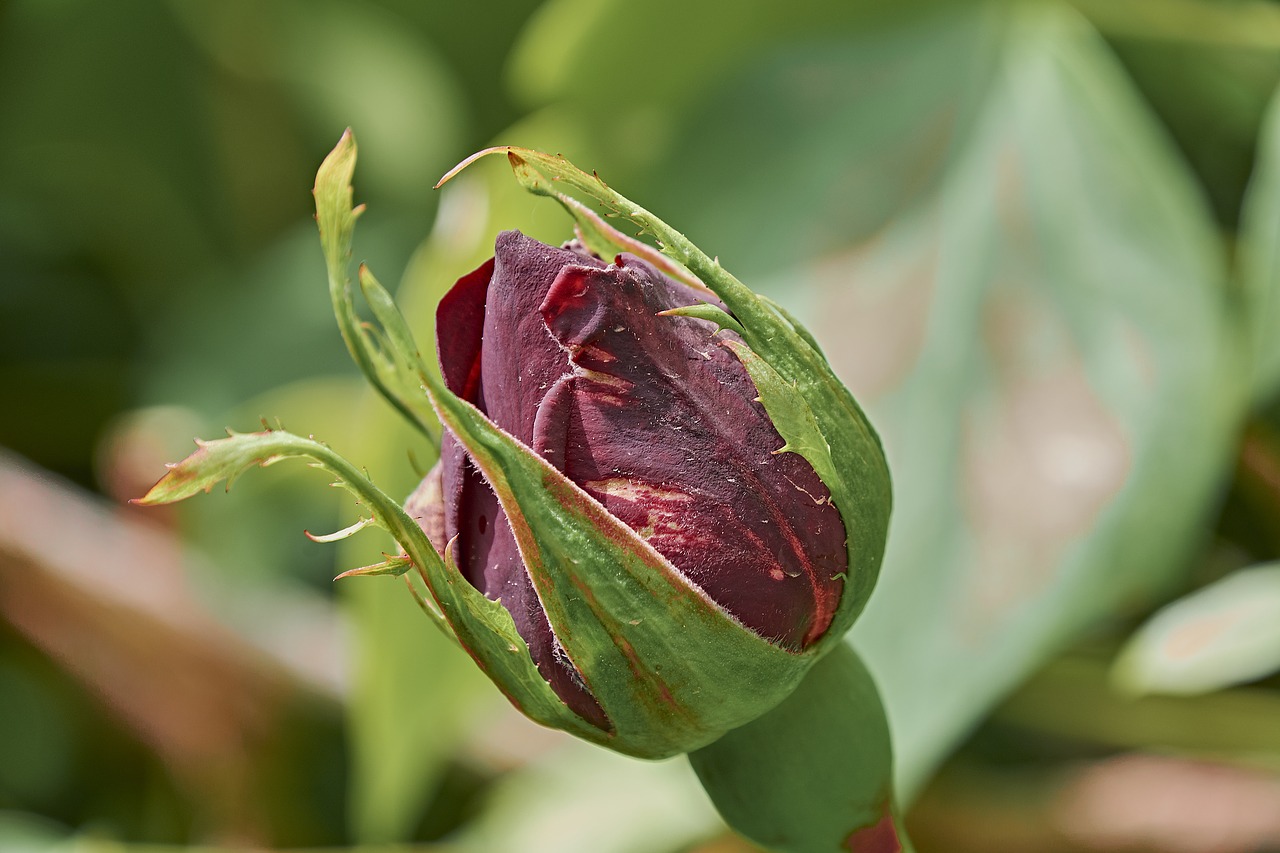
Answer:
[{"xmin": 997, "ymin": 654, "xmax": 1280, "ymax": 769}]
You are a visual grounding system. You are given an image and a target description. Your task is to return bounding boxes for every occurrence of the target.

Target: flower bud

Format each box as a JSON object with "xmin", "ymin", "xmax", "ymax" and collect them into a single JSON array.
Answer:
[
  {"xmin": 210, "ymin": 134, "xmax": 894, "ymax": 760},
  {"xmin": 134, "ymin": 130, "xmax": 903, "ymax": 850},
  {"xmin": 136, "ymin": 134, "xmax": 891, "ymax": 760},
  {"xmin": 406, "ymin": 231, "xmax": 850, "ymax": 731}
]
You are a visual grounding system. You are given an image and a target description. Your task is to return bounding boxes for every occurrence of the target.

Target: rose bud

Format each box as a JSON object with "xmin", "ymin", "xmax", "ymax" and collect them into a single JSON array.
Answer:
[
  {"xmin": 137, "ymin": 135, "xmax": 891, "ymax": 761},
  {"xmin": 130, "ymin": 131, "xmax": 906, "ymax": 852},
  {"xmin": 132, "ymin": 136, "xmax": 890, "ymax": 758},
  {"xmin": 381, "ymin": 147, "xmax": 892, "ymax": 759},
  {"xmin": 406, "ymin": 230, "xmax": 851, "ymax": 733}
]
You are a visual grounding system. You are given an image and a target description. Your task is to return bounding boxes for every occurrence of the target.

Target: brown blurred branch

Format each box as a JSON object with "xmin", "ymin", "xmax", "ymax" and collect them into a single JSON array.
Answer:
[
  {"xmin": 997, "ymin": 656, "xmax": 1280, "ymax": 762},
  {"xmin": 0, "ymin": 449, "xmax": 330, "ymax": 844},
  {"xmin": 911, "ymin": 754, "xmax": 1280, "ymax": 853}
]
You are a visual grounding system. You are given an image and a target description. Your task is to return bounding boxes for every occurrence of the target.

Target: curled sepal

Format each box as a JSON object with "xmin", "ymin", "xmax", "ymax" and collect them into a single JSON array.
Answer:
[
  {"xmin": 315, "ymin": 130, "xmax": 438, "ymax": 445},
  {"xmin": 439, "ymin": 146, "xmax": 892, "ymax": 640},
  {"xmin": 306, "ymin": 516, "xmax": 377, "ymax": 543},
  {"xmin": 131, "ymin": 431, "xmax": 294, "ymax": 502},
  {"xmin": 135, "ymin": 425, "xmax": 609, "ymax": 737},
  {"xmin": 333, "ymin": 554, "xmax": 413, "ymax": 580},
  {"xmin": 658, "ymin": 303, "xmax": 746, "ymax": 336},
  {"xmin": 136, "ymin": 428, "xmax": 607, "ymax": 740},
  {"xmin": 689, "ymin": 643, "xmax": 914, "ymax": 853}
]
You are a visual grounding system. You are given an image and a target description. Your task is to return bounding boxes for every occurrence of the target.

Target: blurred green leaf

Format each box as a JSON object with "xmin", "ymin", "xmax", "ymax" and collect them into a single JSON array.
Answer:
[
  {"xmin": 807, "ymin": 3, "xmax": 1243, "ymax": 797},
  {"xmin": 650, "ymin": 6, "xmax": 1001, "ymax": 280},
  {"xmin": 1114, "ymin": 562, "xmax": 1280, "ymax": 696},
  {"xmin": 0, "ymin": 811, "xmax": 68, "ymax": 852},
  {"xmin": 1238, "ymin": 80, "xmax": 1280, "ymax": 404},
  {"xmin": 169, "ymin": 0, "xmax": 465, "ymax": 209},
  {"xmin": 0, "ymin": 661, "xmax": 77, "ymax": 806},
  {"xmin": 999, "ymin": 654, "xmax": 1280, "ymax": 761},
  {"xmin": 501, "ymin": 0, "xmax": 1246, "ymax": 800},
  {"xmin": 1072, "ymin": 0, "xmax": 1280, "ymax": 49},
  {"xmin": 1103, "ymin": 29, "xmax": 1280, "ymax": 230},
  {"xmin": 509, "ymin": 0, "xmax": 938, "ymax": 116},
  {"xmin": 512, "ymin": 1, "xmax": 997, "ymax": 278},
  {"xmin": 457, "ymin": 743, "xmax": 721, "ymax": 853},
  {"xmin": 339, "ymin": 170, "xmax": 497, "ymax": 844},
  {"xmin": 343, "ymin": 576, "xmax": 491, "ymax": 843}
]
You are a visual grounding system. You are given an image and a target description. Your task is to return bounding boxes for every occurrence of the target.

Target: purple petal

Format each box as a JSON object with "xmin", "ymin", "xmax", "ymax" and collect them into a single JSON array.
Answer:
[
  {"xmin": 479, "ymin": 232, "xmax": 606, "ymax": 445},
  {"xmin": 429, "ymin": 236, "xmax": 609, "ymax": 729},
  {"xmin": 435, "ymin": 258, "xmax": 492, "ymax": 401},
  {"xmin": 418, "ymin": 232, "xmax": 845, "ymax": 730},
  {"xmin": 538, "ymin": 256, "xmax": 846, "ymax": 647}
]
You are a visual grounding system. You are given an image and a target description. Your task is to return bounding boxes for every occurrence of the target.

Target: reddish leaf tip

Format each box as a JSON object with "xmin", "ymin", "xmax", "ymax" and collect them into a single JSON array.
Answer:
[{"xmin": 436, "ymin": 146, "xmax": 513, "ymax": 189}]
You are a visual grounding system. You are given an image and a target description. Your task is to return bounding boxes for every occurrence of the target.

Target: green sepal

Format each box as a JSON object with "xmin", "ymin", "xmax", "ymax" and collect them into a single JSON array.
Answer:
[
  {"xmin": 426, "ymin": 538, "xmax": 608, "ymax": 744},
  {"xmin": 689, "ymin": 643, "xmax": 914, "ymax": 853},
  {"xmin": 132, "ymin": 430, "xmax": 302, "ymax": 501},
  {"xmin": 135, "ymin": 428, "xmax": 600, "ymax": 742},
  {"xmin": 659, "ymin": 303, "xmax": 747, "ymax": 336},
  {"xmin": 721, "ymin": 339, "xmax": 842, "ymax": 491},
  {"xmin": 315, "ymin": 130, "xmax": 438, "ymax": 445},
  {"xmin": 136, "ymin": 429, "xmax": 442, "ymax": 641},
  {"xmin": 551, "ymin": 190, "xmax": 714, "ymax": 295},
  {"xmin": 333, "ymin": 554, "xmax": 414, "ymax": 580},
  {"xmin": 440, "ymin": 146, "xmax": 892, "ymax": 640}
]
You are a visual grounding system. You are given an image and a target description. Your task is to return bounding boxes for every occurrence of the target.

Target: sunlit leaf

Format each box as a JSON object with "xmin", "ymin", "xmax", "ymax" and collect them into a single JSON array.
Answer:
[
  {"xmin": 504, "ymin": 0, "xmax": 1245, "ymax": 801},
  {"xmin": 1114, "ymin": 563, "xmax": 1280, "ymax": 696},
  {"xmin": 458, "ymin": 740, "xmax": 722, "ymax": 853},
  {"xmin": 807, "ymin": 5, "xmax": 1241, "ymax": 796}
]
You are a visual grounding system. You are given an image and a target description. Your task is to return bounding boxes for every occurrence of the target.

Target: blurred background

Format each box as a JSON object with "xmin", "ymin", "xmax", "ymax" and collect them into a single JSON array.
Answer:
[{"xmin": 4, "ymin": 0, "xmax": 1280, "ymax": 851}]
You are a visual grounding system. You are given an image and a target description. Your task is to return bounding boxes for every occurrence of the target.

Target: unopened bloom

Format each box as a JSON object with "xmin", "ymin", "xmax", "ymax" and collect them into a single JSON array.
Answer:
[
  {"xmin": 407, "ymin": 232, "xmax": 848, "ymax": 730},
  {"xmin": 140, "ymin": 137, "xmax": 892, "ymax": 759}
]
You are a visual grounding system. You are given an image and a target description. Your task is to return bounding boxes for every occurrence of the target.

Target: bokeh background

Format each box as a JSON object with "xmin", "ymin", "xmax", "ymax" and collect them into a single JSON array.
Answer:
[{"xmin": 5, "ymin": 1, "xmax": 1280, "ymax": 851}]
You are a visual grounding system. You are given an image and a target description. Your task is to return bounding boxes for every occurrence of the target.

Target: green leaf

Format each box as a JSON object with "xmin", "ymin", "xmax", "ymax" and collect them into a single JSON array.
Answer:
[
  {"xmin": 689, "ymin": 644, "xmax": 912, "ymax": 853},
  {"xmin": 818, "ymin": 4, "xmax": 1245, "ymax": 797},
  {"xmin": 1114, "ymin": 562, "xmax": 1280, "ymax": 696},
  {"xmin": 1237, "ymin": 79, "xmax": 1280, "ymax": 404}
]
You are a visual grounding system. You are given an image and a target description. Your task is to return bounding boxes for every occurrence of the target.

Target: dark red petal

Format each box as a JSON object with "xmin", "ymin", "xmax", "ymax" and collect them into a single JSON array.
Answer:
[
  {"xmin": 427, "ymin": 234, "xmax": 609, "ymax": 728},
  {"xmin": 435, "ymin": 258, "xmax": 493, "ymax": 402},
  {"xmin": 539, "ymin": 256, "xmax": 846, "ymax": 647},
  {"xmin": 477, "ymin": 231, "xmax": 606, "ymax": 446},
  {"xmin": 407, "ymin": 438, "xmax": 609, "ymax": 729}
]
